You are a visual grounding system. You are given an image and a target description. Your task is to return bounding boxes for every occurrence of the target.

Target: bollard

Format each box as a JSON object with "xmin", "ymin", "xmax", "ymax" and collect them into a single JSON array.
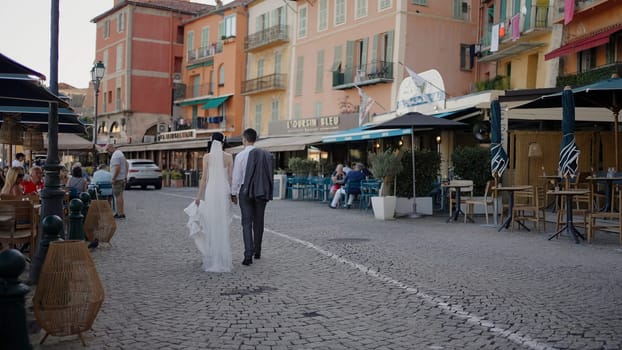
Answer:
[
  {"xmin": 68, "ymin": 198, "xmax": 85, "ymax": 241},
  {"xmin": 0, "ymin": 249, "xmax": 33, "ymax": 350},
  {"xmin": 79, "ymin": 192, "xmax": 91, "ymax": 219},
  {"xmin": 28, "ymin": 215, "xmax": 64, "ymax": 285}
]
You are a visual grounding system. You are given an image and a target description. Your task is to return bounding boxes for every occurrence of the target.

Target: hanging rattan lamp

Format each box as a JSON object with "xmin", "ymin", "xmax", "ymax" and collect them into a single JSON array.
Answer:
[
  {"xmin": 0, "ymin": 114, "xmax": 24, "ymax": 145},
  {"xmin": 23, "ymin": 126, "xmax": 44, "ymax": 151}
]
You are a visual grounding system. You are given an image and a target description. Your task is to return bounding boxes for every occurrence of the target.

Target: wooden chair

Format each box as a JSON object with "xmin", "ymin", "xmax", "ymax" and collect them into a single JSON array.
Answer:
[
  {"xmin": 448, "ymin": 180, "xmax": 473, "ymax": 219},
  {"xmin": 0, "ymin": 200, "xmax": 37, "ymax": 257},
  {"xmin": 511, "ymin": 186, "xmax": 542, "ymax": 232},
  {"xmin": 587, "ymin": 185, "xmax": 621, "ymax": 244},
  {"xmin": 464, "ymin": 180, "xmax": 494, "ymax": 224}
]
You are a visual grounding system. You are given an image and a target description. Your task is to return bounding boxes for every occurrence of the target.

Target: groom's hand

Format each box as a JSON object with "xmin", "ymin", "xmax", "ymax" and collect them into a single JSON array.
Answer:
[{"xmin": 230, "ymin": 194, "xmax": 237, "ymax": 205}]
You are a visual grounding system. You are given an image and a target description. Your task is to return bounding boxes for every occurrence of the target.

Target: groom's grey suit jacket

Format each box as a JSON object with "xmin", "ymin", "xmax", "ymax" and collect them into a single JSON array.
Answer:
[{"xmin": 242, "ymin": 148, "xmax": 274, "ymax": 201}]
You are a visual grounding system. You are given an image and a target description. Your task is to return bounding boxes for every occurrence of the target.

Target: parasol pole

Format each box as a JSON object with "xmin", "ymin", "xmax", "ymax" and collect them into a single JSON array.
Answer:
[
  {"xmin": 493, "ymin": 172, "xmax": 499, "ymax": 226},
  {"xmin": 614, "ymin": 110, "xmax": 619, "ymax": 171},
  {"xmin": 409, "ymin": 129, "xmax": 421, "ymax": 218}
]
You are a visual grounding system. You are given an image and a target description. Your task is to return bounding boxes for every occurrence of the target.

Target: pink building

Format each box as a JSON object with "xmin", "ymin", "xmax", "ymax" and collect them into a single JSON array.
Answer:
[{"xmin": 91, "ymin": 0, "xmax": 211, "ymax": 146}]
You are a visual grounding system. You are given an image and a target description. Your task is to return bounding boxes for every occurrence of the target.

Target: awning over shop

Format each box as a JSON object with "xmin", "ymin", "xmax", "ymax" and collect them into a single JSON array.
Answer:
[
  {"xmin": 44, "ymin": 133, "xmax": 93, "ymax": 150},
  {"xmin": 228, "ymin": 134, "xmax": 325, "ymax": 154},
  {"xmin": 321, "ymin": 126, "xmax": 412, "ymax": 144},
  {"xmin": 202, "ymin": 95, "xmax": 230, "ymax": 109},
  {"xmin": 545, "ymin": 23, "xmax": 622, "ymax": 60},
  {"xmin": 432, "ymin": 106, "xmax": 481, "ymax": 121}
]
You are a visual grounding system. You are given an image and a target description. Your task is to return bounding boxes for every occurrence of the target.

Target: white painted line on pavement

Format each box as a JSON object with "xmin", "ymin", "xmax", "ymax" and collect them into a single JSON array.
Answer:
[
  {"xmin": 162, "ymin": 191, "xmax": 552, "ymax": 350},
  {"xmin": 265, "ymin": 227, "xmax": 554, "ymax": 350}
]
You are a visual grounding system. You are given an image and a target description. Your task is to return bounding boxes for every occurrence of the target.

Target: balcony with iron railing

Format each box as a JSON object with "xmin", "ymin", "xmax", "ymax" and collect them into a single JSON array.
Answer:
[
  {"xmin": 556, "ymin": 61, "xmax": 622, "ymax": 87},
  {"xmin": 245, "ymin": 25, "xmax": 289, "ymax": 52},
  {"xmin": 174, "ymin": 82, "xmax": 215, "ymax": 101},
  {"xmin": 479, "ymin": 5, "xmax": 552, "ymax": 50},
  {"xmin": 242, "ymin": 73, "xmax": 287, "ymax": 94},
  {"xmin": 556, "ymin": 0, "xmax": 608, "ymax": 21},
  {"xmin": 187, "ymin": 42, "xmax": 223, "ymax": 64},
  {"xmin": 332, "ymin": 60, "xmax": 394, "ymax": 90}
]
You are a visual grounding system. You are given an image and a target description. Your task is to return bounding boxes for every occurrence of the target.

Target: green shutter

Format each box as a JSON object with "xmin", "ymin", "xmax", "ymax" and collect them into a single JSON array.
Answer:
[
  {"xmin": 345, "ymin": 41, "xmax": 354, "ymax": 82},
  {"xmin": 201, "ymin": 27, "xmax": 209, "ymax": 48},
  {"xmin": 316, "ymin": 50, "xmax": 324, "ymax": 92},
  {"xmin": 513, "ymin": 0, "xmax": 520, "ymax": 15},
  {"xmin": 500, "ymin": 0, "xmax": 507, "ymax": 22},
  {"xmin": 187, "ymin": 31, "xmax": 194, "ymax": 50},
  {"xmin": 296, "ymin": 56, "xmax": 304, "ymax": 96},
  {"xmin": 331, "ymin": 45, "xmax": 342, "ymax": 71},
  {"xmin": 218, "ymin": 21, "xmax": 224, "ymax": 40},
  {"xmin": 386, "ymin": 31, "xmax": 394, "ymax": 64},
  {"xmin": 371, "ymin": 34, "xmax": 378, "ymax": 76},
  {"xmin": 361, "ymin": 38, "xmax": 368, "ymax": 72},
  {"xmin": 523, "ymin": 0, "xmax": 532, "ymax": 30}
]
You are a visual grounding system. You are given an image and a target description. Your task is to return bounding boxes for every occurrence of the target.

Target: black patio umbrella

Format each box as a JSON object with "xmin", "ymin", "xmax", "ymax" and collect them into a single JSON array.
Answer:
[
  {"xmin": 0, "ymin": 52, "xmax": 46, "ymax": 79},
  {"xmin": 490, "ymin": 100, "xmax": 508, "ymax": 179},
  {"xmin": 516, "ymin": 76, "xmax": 622, "ymax": 169},
  {"xmin": 559, "ymin": 87, "xmax": 580, "ymax": 178},
  {"xmin": 368, "ymin": 112, "xmax": 467, "ymax": 216}
]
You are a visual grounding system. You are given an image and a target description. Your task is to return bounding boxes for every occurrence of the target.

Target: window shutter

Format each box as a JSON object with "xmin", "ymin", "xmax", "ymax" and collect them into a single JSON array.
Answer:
[
  {"xmin": 500, "ymin": 0, "xmax": 507, "ymax": 22},
  {"xmin": 361, "ymin": 37, "xmax": 369, "ymax": 71},
  {"xmin": 371, "ymin": 34, "xmax": 378, "ymax": 75},
  {"xmin": 218, "ymin": 21, "xmax": 224, "ymax": 40},
  {"xmin": 295, "ymin": 56, "xmax": 304, "ymax": 96},
  {"xmin": 275, "ymin": 51, "xmax": 282, "ymax": 74},
  {"xmin": 316, "ymin": 50, "xmax": 324, "ymax": 92},
  {"xmin": 386, "ymin": 31, "xmax": 394, "ymax": 65},
  {"xmin": 345, "ymin": 41, "xmax": 354, "ymax": 82}
]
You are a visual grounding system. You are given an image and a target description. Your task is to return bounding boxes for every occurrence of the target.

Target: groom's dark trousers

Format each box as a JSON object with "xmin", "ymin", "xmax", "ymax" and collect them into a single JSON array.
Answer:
[{"xmin": 239, "ymin": 187, "xmax": 268, "ymax": 258}]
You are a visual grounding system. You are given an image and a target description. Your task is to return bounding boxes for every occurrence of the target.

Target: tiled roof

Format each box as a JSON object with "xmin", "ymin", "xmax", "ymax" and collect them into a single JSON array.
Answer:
[{"xmin": 92, "ymin": 0, "xmax": 213, "ymax": 22}]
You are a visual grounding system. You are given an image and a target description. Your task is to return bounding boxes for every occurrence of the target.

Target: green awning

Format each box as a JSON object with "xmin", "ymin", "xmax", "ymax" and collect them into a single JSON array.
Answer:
[
  {"xmin": 202, "ymin": 95, "xmax": 230, "ymax": 109},
  {"xmin": 178, "ymin": 97, "xmax": 212, "ymax": 107}
]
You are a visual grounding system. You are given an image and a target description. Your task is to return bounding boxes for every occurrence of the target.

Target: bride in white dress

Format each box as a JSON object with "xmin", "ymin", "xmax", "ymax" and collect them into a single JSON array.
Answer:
[{"xmin": 184, "ymin": 133, "xmax": 233, "ymax": 272}]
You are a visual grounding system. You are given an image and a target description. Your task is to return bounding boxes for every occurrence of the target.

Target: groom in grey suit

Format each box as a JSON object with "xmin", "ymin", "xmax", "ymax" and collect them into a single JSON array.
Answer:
[{"xmin": 231, "ymin": 128, "xmax": 273, "ymax": 266}]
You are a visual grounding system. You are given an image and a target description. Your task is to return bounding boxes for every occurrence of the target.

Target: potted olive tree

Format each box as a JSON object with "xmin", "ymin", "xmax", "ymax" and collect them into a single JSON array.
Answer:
[{"xmin": 369, "ymin": 149, "xmax": 403, "ymax": 220}]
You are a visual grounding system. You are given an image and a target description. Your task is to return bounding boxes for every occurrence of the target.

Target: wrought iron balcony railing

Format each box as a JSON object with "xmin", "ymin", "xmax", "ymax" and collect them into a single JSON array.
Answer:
[
  {"xmin": 556, "ymin": 61, "xmax": 622, "ymax": 87},
  {"xmin": 245, "ymin": 25, "xmax": 289, "ymax": 51},
  {"xmin": 332, "ymin": 60, "xmax": 393, "ymax": 89},
  {"xmin": 174, "ymin": 83, "xmax": 215, "ymax": 100},
  {"xmin": 187, "ymin": 42, "xmax": 223, "ymax": 63},
  {"xmin": 242, "ymin": 73, "xmax": 287, "ymax": 94}
]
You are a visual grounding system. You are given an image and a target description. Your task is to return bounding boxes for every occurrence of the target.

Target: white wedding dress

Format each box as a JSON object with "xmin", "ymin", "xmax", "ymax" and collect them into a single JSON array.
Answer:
[{"xmin": 184, "ymin": 140, "xmax": 233, "ymax": 272}]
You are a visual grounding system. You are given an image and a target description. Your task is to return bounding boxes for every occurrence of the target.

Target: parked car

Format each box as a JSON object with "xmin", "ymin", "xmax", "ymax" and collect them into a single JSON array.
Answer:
[{"xmin": 126, "ymin": 159, "xmax": 162, "ymax": 190}]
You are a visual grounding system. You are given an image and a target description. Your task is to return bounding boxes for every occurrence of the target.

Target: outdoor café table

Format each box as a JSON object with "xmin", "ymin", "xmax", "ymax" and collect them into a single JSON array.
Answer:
[
  {"xmin": 495, "ymin": 185, "xmax": 532, "ymax": 231},
  {"xmin": 547, "ymin": 189, "xmax": 589, "ymax": 243},
  {"xmin": 539, "ymin": 175, "xmax": 564, "ymax": 209},
  {"xmin": 586, "ymin": 176, "xmax": 622, "ymax": 212},
  {"xmin": 441, "ymin": 182, "xmax": 474, "ymax": 223}
]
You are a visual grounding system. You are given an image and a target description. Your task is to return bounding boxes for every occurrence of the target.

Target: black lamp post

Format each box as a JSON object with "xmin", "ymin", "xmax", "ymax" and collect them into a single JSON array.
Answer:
[{"xmin": 91, "ymin": 61, "xmax": 105, "ymax": 165}]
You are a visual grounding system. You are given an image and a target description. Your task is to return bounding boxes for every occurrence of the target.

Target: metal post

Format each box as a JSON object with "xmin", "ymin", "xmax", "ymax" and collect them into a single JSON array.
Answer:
[
  {"xmin": 0, "ymin": 249, "xmax": 32, "ymax": 350},
  {"xmin": 93, "ymin": 80, "xmax": 99, "ymax": 166},
  {"xmin": 68, "ymin": 198, "xmax": 85, "ymax": 240}
]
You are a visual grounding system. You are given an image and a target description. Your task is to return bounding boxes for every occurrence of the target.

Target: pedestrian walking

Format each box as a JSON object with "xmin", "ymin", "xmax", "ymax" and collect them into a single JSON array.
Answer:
[{"xmin": 231, "ymin": 128, "xmax": 273, "ymax": 266}]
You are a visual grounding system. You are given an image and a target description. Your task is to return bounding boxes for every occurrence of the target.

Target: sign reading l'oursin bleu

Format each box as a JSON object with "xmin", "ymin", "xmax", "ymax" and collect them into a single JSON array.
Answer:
[{"xmin": 269, "ymin": 113, "xmax": 358, "ymax": 135}]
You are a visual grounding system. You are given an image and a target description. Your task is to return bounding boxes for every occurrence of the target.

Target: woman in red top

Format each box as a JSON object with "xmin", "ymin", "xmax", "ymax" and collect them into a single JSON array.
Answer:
[{"xmin": 21, "ymin": 166, "xmax": 44, "ymax": 194}]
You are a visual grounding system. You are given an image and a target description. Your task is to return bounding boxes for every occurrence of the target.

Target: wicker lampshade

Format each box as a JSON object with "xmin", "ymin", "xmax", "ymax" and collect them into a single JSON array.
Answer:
[
  {"xmin": 0, "ymin": 114, "xmax": 24, "ymax": 145},
  {"xmin": 528, "ymin": 142, "xmax": 543, "ymax": 158},
  {"xmin": 33, "ymin": 240, "xmax": 105, "ymax": 346},
  {"xmin": 23, "ymin": 126, "xmax": 44, "ymax": 151}
]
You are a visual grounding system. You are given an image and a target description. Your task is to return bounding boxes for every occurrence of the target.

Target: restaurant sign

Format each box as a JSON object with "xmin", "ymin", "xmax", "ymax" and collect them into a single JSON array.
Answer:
[
  {"xmin": 269, "ymin": 113, "xmax": 359, "ymax": 135},
  {"xmin": 396, "ymin": 68, "xmax": 446, "ymax": 116}
]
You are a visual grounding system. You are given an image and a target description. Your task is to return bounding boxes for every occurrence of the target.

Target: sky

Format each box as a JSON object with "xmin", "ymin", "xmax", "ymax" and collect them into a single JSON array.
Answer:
[{"xmin": 0, "ymin": 0, "xmax": 226, "ymax": 89}]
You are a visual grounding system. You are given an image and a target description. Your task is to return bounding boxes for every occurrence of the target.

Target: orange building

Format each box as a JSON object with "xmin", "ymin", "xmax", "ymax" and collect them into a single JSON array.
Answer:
[
  {"xmin": 174, "ymin": 0, "xmax": 249, "ymax": 139},
  {"xmin": 91, "ymin": 0, "xmax": 211, "ymax": 146}
]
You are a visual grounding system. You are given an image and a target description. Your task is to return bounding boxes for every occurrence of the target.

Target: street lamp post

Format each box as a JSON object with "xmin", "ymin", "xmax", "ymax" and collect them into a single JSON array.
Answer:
[{"xmin": 91, "ymin": 61, "xmax": 105, "ymax": 166}]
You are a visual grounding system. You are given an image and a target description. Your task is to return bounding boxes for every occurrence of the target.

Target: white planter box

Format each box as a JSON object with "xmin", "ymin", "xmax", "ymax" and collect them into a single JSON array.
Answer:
[
  {"xmin": 371, "ymin": 196, "xmax": 397, "ymax": 220},
  {"xmin": 395, "ymin": 197, "xmax": 433, "ymax": 216}
]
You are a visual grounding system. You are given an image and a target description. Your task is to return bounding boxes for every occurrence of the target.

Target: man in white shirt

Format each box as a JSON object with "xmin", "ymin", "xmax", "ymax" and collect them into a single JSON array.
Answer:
[
  {"xmin": 231, "ymin": 128, "xmax": 273, "ymax": 266},
  {"xmin": 106, "ymin": 144, "xmax": 128, "ymax": 219},
  {"xmin": 12, "ymin": 152, "xmax": 25, "ymax": 168}
]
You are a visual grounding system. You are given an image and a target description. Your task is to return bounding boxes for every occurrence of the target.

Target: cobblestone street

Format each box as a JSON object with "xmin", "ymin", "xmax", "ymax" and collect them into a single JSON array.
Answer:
[{"xmin": 32, "ymin": 187, "xmax": 622, "ymax": 350}]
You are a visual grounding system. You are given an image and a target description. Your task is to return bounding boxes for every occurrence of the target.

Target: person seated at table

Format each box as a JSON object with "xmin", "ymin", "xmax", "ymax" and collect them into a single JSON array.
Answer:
[
  {"xmin": 329, "ymin": 163, "xmax": 366, "ymax": 209},
  {"xmin": 358, "ymin": 162, "xmax": 373, "ymax": 178},
  {"xmin": 59, "ymin": 166, "xmax": 69, "ymax": 188},
  {"xmin": 1, "ymin": 166, "xmax": 25, "ymax": 197},
  {"xmin": 21, "ymin": 166, "xmax": 44, "ymax": 195},
  {"xmin": 91, "ymin": 164, "xmax": 114, "ymax": 203},
  {"xmin": 330, "ymin": 164, "xmax": 346, "ymax": 198},
  {"xmin": 67, "ymin": 166, "xmax": 88, "ymax": 199}
]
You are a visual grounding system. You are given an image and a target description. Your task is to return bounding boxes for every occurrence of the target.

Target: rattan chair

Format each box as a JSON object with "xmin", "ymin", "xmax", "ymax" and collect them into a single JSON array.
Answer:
[
  {"xmin": 587, "ymin": 185, "xmax": 621, "ymax": 244},
  {"xmin": 0, "ymin": 200, "xmax": 37, "ymax": 257},
  {"xmin": 464, "ymin": 180, "xmax": 494, "ymax": 224},
  {"xmin": 511, "ymin": 186, "xmax": 542, "ymax": 232}
]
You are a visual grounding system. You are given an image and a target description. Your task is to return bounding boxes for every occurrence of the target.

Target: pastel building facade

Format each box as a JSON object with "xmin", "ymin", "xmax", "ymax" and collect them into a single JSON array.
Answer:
[
  {"xmin": 91, "ymin": 0, "xmax": 210, "ymax": 146},
  {"xmin": 289, "ymin": 0, "xmax": 478, "ymax": 122}
]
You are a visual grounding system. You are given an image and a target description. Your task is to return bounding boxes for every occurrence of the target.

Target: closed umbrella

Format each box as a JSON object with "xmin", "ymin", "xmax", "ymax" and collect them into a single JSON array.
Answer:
[
  {"xmin": 489, "ymin": 100, "xmax": 508, "ymax": 226},
  {"xmin": 559, "ymin": 87, "xmax": 580, "ymax": 182},
  {"xmin": 367, "ymin": 112, "xmax": 467, "ymax": 216},
  {"xmin": 490, "ymin": 100, "xmax": 508, "ymax": 178}
]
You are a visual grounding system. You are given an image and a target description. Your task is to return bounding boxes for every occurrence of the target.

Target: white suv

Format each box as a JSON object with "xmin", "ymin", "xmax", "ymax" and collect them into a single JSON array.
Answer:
[{"xmin": 126, "ymin": 159, "xmax": 162, "ymax": 190}]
